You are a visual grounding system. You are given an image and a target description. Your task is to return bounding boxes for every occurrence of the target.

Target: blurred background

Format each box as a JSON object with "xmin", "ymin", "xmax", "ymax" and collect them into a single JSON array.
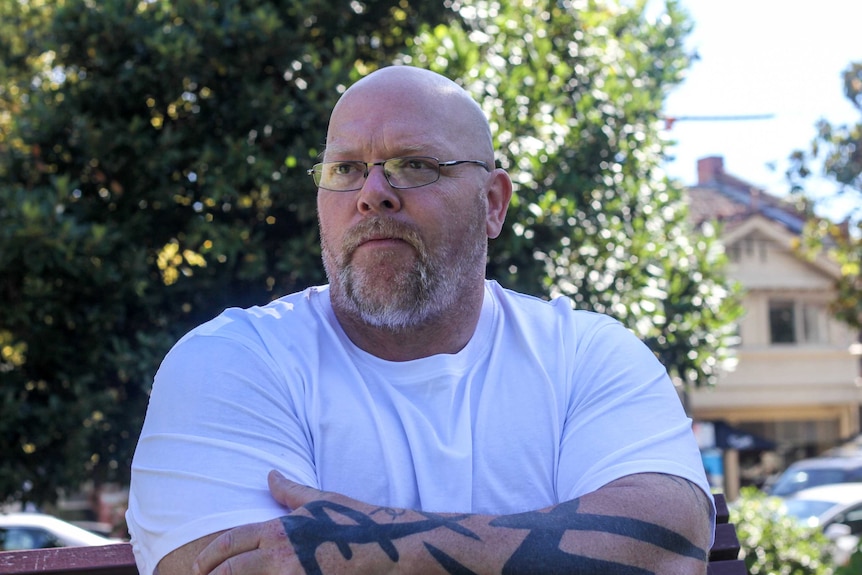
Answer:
[{"xmin": 1, "ymin": 1, "xmax": 860, "ymax": 572}]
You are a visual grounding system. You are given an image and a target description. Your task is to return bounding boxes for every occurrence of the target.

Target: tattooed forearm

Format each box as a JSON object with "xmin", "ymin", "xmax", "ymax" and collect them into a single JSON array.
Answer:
[
  {"xmin": 280, "ymin": 501, "xmax": 479, "ymax": 575},
  {"xmin": 280, "ymin": 492, "xmax": 706, "ymax": 575},
  {"xmin": 492, "ymin": 498, "xmax": 705, "ymax": 574},
  {"xmin": 371, "ymin": 507, "xmax": 408, "ymax": 520},
  {"xmin": 424, "ymin": 543, "xmax": 480, "ymax": 575}
]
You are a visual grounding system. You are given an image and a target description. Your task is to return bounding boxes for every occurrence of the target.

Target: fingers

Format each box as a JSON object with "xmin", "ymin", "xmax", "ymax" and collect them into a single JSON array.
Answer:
[
  {"xmin": 193, "ymin": 474, "xmax": 329, "ymax": 575},
  {"xmin": 268, "ymin": 469, "xmax": 320, "ymax": 510},
  {"xmin": 198, "ymin": 547, "xmax": 294, "ymax": 575},
  {"xmin": 195, "ymin": 548, "xmax": 269, "ymax": 575},
  {"xmin": 193, "ymin": 527, "xmax": 249, "ymax": 575},
  {"xmin": 193, "ymin": 520, "xmax": 283, "ymax": 575}
]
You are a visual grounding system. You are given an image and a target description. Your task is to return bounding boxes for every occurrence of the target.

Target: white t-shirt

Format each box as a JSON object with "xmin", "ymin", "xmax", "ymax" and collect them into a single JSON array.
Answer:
[{"xmin": 126, "ymin": 280, "xmax": 713, "ymax": 575}]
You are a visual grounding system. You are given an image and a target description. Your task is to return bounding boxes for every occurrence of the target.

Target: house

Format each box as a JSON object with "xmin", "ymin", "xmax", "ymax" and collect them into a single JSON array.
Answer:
[{"xmin": 685, "ymin": 156, "xmax": 862, "ymax": 499}]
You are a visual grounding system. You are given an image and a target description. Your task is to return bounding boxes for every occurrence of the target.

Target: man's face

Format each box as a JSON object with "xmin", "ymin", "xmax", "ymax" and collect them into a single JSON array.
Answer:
[{"xmin": 316, "ymin": 82, "xmax": 493, "ymax": 331}]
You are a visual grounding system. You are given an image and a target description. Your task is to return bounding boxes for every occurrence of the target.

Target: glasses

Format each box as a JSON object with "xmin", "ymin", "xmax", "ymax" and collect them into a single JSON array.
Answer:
[{"xmin": 308, "ymin": 156, "xmax": 490, "ymax": 192}]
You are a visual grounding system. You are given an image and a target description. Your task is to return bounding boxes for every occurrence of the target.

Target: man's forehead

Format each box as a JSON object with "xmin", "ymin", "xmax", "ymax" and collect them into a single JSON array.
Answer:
[{"xmin": 324, "ymin": 117, "xmax": 451, "ymax": 158}]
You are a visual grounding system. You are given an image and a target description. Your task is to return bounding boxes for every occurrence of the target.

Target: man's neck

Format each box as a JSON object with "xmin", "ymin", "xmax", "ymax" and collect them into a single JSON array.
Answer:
[{"xmin": 332, "ymin": 286, "xmax": 485, "ymax": 362}]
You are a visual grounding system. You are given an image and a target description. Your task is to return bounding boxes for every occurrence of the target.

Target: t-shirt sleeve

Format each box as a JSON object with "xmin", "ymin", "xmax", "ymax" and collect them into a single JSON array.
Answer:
[
  {"xmin": 557, "ymin": 316, "xmax": 715, "ymax": 536},
  {"xmin": 126, "ymin": 328, "xmax": 316, "ymax": 575}
]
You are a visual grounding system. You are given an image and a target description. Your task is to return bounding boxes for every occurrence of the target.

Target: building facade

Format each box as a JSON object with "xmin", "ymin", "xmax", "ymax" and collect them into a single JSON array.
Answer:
[{"xmin": 685, "ymin": 156, "xmax": 862, "ymax": 499}]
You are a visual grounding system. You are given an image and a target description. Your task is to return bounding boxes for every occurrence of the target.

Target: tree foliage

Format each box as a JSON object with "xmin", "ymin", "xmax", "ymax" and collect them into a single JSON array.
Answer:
[
  {"xmin": 0, "ymin": 0, "xmax": 449, "ymax": 505},
  {"xmin": 0, "ymin": 0, "xmax": 742, "ymax": 504},
  {"xmin": 788, "ymin": 60, "xmax": 862, "ymax": 329},
  {"xmin": 731, "ymin": 487, "xmax": 836, "ymax": 575},
  {"xmin": 404, "ymin": 0, "xmax": 743, "ymax": 388}
]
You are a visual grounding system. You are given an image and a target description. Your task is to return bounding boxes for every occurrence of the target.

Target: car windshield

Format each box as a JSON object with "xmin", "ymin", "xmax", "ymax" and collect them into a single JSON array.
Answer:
[
  {"xmin": 781, "ymin": 499, "xmax": 839, "ymax": 526},
  {"xmin": 770, "ymin": 468, "xmax": 848, "ymax": 496}
]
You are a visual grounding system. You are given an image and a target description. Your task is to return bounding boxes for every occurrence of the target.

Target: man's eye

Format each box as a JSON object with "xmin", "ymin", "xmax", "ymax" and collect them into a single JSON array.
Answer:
[
  {"xmin": 403, "ymin": 158, "xmax": 435, "ymax": 171},
  {"xmin": 332, "ymin": 163, "xmax": 357, "ymax": 175}
]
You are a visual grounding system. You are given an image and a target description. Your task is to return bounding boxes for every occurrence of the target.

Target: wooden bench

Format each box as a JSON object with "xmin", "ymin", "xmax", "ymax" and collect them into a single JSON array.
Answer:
[
  {"xmin": 708, "ymin": 492, "xmax": 748, "ymax": 574},
  {"xmin": 0, "ymin": 542, "xmax": 137, "ymax": 575},
  {"xmin": 0, "ymin": 493, "xmax": 746, "ymax": 574}
]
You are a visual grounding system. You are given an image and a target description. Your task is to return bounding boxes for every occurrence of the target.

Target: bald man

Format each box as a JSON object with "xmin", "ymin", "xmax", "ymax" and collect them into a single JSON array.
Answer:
[{"xmin": 127, "ymin": 66, "xmax": 714, "ymax": 575}]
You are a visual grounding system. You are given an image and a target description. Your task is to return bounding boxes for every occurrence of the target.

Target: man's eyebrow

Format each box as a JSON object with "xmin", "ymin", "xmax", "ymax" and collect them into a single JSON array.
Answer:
[{"xmin": 323, "ymin": 143, "xmax": 438, "ymax": 160}]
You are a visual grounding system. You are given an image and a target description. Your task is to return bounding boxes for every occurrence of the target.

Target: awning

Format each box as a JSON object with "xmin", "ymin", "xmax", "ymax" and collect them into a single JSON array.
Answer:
[{"xmin": 694, "ymin": 420, "xmax": 777, "ymax": 451}]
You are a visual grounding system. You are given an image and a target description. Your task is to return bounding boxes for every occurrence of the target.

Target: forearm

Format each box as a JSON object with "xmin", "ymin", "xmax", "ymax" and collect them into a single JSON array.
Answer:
[
  {"xmin": 276, "ymin": 473, "xmax": 711, "ymax": 574},
  {"xmin": 190, "ymin": 472, "xmax": 712, "ymax": 575},
  {"xmin": 393, "ymin": 489, "xmax": 709, "ymax": 574}
]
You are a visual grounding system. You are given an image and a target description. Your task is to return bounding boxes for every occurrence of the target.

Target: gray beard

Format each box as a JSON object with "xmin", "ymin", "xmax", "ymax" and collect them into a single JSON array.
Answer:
[{"xmin": 322, "ymin": 210, "xmax": 487, "ymax": 332}]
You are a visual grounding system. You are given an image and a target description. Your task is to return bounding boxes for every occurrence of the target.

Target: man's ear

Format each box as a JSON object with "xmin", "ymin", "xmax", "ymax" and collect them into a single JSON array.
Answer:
[{"xmin": 485, "ymin": 169, "xmax": 513, "ymax": 239}]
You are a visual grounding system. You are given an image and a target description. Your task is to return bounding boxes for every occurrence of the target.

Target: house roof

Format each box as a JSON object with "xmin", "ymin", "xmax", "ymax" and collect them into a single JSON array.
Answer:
[
  {"xmin": 686, "ymin": 156, "xmax": 842, "ymax": 278},
  {"xmin": 687, "ymin": 156, "xmax": 808, "ymax": 235}
]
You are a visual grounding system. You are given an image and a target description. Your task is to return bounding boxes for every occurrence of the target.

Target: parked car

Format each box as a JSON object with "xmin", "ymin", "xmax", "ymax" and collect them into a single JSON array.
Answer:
[
  {"xmin": 0, "ymin": 513, "xmax": 116, "ymax": 551},
  {"xmin": 779, "ymin": 483, "xmax": 862, "ymax": 565},
  {"xmin": 767, "ymin": 456, "xmax": 862, "ymax": 497}
]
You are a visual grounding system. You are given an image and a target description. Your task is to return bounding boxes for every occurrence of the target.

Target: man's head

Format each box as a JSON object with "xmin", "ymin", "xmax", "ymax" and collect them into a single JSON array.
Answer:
[{"xmin": 316, "ymin": 66, "xmax": 512, "ymax": 334}]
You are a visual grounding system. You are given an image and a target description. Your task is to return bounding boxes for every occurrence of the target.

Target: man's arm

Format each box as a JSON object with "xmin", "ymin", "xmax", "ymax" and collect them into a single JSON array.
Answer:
[{"xmin": 180, "ymin": 470, "xmax": 712, "ymax": 575}]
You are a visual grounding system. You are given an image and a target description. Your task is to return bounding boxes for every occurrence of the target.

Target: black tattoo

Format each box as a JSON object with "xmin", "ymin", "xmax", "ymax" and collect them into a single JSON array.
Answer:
[
  {"xmin": 491, "ymin": 498, "xmax": 707, "ymax": 574},
  {"xmin": 280, "ymin": 496, "xmax": 706, "ymax": 575},
  {"xmin": 370, "ymin": 507, "xmax": 407, "ymax": 520},
  {"xmin": 280, "ymin": 501, "xmax": 479, "ymax": 575},
  {"xmin": 424, "ymin": 542, "xmax": 480, "ymax": 575},
  {"xmin": 666, "ymin": 475, "xmax": 714, "ymax": 522}
]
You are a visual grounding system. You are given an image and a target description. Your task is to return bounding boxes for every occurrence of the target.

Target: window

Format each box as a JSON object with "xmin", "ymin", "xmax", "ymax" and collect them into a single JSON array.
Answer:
[
  {"xmin": 769, "ymin": 300, "xmax": 796, "ymax": 343},
  {"xmin": 768, "ymin": 300, "xmax": 828, "ymax": 345},
  {"xmin": 802, "ymin": 304, "xmax": 825, "ymax": 343},
  {"xmin": 828, "ymin": 503, "xmax": 862, "ymax": 536},
  {"xmin": 0, "ymin": 527, "xmax": 62, "ymax": 551}
]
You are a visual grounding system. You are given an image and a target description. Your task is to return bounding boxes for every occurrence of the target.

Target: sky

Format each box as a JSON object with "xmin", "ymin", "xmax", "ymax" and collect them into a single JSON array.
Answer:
[{"xmin": 658, "ymin": 0, "xmax": 862, "ymax": 220}]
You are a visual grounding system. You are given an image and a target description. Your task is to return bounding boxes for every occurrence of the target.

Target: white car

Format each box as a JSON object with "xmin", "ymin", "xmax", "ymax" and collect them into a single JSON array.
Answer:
[
  {"xmin": 0, "ymin": 512, "xmax": 117, "ymax": 551},
  {"xmin": 780, "ymin": 483, "xmax": 862, "ymax": 565},
  {"xmin": 767, "ymin": 455, "xmax": 862, "ymax": 497}
]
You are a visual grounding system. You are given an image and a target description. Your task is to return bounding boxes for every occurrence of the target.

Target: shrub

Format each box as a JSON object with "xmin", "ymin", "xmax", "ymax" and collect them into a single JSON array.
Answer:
[{"xmin": 730, "ymin": 487, "xmax": 835, "ymax": 574}]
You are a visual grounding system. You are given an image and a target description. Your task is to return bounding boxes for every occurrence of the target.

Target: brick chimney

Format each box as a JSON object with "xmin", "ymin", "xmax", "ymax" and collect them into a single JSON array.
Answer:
[{"xmin": 697, "ymin": 156, "xmax": 724, "ymax": 185}]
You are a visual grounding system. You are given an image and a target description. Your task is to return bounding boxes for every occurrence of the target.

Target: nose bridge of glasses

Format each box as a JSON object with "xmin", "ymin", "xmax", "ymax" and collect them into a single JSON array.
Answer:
[
  {"xmin": 362, "ymin": 159, "xmax": 387, "ymax": 176},
  {"xmin": 361, "ymin": 160, "xmax": 390, "ymax": 187}
]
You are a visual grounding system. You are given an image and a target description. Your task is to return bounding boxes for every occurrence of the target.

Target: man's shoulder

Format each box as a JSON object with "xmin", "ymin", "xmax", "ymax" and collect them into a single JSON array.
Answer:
[
  {"xmin": 486, "ymin": 280, "xmax": 618, "ymax": 329},
  {"xmin": 175, "ymin": 285, "xmax": 330, "ymax": 349}
]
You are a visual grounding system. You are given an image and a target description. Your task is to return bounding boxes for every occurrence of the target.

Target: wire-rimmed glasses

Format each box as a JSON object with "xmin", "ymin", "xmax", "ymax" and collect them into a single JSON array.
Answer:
[{"xmin": 308, "ymin": 156, "xmax": 490, "ymax": 192}]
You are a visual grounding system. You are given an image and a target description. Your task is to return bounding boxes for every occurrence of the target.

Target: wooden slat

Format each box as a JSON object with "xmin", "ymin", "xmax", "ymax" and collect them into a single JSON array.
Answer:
[
  {"xmin": 0, "ymin": 544, "xmax": 137, "ymax": 575},
  {"xmin": 707, "ymin": 559, "xmax": 749, "ymax": 575},
  {"xmin": 713, "ymin": 493, "xmax": 730, "ymax": 524},
  {"xmin": 709, "ymin": 522, "xmax": 742, "ymax": 562},
  {"xmin": 708, "ymin": 492, "xmax": 747, "ymax": 574}
]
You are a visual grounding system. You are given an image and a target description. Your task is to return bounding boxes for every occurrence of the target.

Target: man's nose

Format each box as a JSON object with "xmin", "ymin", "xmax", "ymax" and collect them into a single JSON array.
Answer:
[{"xmin": 356, "ymin": 164, "xmax": 402, "ymax": 214}]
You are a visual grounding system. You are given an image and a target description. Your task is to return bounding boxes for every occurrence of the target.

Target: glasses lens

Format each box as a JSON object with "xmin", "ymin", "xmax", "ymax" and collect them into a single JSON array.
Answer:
[
  {"xmin": 384, "ymin": 157, "xmax": 440, "ymax": 188},
  {"xmin": 314, "ymin": 161, "xmax": 365, "ymax": 191},
  {"xmin": 311, "ymin": 157, "xmax": 442, "ymax": 190}
]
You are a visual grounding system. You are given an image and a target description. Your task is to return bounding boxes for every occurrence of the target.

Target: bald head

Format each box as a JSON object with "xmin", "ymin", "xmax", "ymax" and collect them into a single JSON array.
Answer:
[{"xmin": 325, "ymin": 66, "xmax": 495, "ymax": 166}]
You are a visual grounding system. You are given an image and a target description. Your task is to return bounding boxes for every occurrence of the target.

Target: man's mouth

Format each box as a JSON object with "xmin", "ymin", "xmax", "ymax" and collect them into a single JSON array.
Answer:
[
  {"xmin": 341, "ymin": 218, "xmax": 423, "ymax": 260},
  {"xmin": 358, "ymin": 235, "xmax": 408, "ymax": 247}
]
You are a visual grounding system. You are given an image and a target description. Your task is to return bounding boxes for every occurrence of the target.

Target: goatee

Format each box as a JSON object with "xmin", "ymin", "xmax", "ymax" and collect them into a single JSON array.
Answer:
[{"xmin": 322, "ymin": 215, "xmax": 484, "ymax": 331}]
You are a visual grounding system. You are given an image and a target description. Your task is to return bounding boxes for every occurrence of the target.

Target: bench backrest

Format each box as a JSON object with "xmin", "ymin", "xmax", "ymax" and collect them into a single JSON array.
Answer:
[
  {"xmin": 0, "ymin": 493, "xmax": 746, "ymax": 574},
  {"xmin": 708, "ymin": 493, "xmax": 748, "ymax": 574}
]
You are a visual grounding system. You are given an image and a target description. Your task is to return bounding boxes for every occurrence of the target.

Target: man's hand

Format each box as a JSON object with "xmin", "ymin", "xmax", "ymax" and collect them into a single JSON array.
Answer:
[
  {"xmin": 193, "ymin": 471, "xmax": 431, "ymax": 575},
  {"xmin": 193, "ymin": 471, "xmax": 501, "ymax": 574}
]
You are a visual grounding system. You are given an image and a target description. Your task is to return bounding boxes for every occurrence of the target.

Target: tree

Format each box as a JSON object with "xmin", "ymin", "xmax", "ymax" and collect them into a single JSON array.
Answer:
[
  {"xmin": 404, "ymin": 0, "xmax": 743, "ymax": 389},
  {"xmin": 788, "ymin": 60, "xmax": 862, "ymax": 329},
  {"xmin": 0, "ymin": 0, "xmax": 743, "ymax": 506},
  {"xmin": 731, "ymin": 487, "xmax": 835, "ymax": 574},
  {"xmin": 0, "ymin": 0, "xmax": 449, "ymax": 505}
]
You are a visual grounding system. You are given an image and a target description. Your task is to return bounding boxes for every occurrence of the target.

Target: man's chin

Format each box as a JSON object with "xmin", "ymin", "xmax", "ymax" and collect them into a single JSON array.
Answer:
[
  {"xmin": 351, "ymin": 246, "xmax": 418, "ymax": 276},
  {"xmin": 341, "ymin": 278, "xmax": 430, "ymax": 329}
]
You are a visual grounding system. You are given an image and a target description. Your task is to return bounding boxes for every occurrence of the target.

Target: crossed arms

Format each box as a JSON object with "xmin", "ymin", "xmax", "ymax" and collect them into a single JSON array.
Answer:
[{"xmin": 157, "ymin": 470, "xmax": 713, "ymax": 575}]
